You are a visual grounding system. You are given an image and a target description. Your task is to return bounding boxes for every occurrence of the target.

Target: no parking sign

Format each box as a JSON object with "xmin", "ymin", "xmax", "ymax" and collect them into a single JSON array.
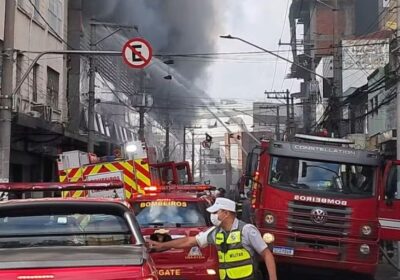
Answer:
[{"xmin": 122, "ymin": 38, "xmax": 153, "ymax": 69}]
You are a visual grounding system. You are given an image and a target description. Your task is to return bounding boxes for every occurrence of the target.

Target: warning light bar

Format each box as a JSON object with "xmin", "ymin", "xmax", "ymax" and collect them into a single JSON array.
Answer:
[
  {"xmin": 143, "ymin": 185, "xmax": 216, "ymax": 193},
  {"xmin": 0, "ymin": 180, "xmax": 124, "ymax": 192}
]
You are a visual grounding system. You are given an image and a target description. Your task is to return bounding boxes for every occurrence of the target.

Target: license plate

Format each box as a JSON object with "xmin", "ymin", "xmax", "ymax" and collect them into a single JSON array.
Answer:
[{"xmin": 272, "ymin": 246, "xmax": 294, "ymax": 256}]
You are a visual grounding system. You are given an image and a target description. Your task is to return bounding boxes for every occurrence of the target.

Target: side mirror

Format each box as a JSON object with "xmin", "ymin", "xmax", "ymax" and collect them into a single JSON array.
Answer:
[
  {"xmin": 245, "ymin": 152, "xmax": 255, "ymax": 177},
  {"xmin": 385, "ymin": 165, "xmax": 398, "ymax": 204},
  {"xmin": 245, "ymin": 152, "xmax": 259, "ymax": 187},
  {"xmin": 301, "ymin": 162, "xmax": 308, "ymax": 177}
]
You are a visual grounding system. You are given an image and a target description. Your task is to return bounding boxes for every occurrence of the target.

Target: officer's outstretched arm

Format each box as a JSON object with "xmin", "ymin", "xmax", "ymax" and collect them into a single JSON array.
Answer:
[
  {"xmin": 148, "ymin": 236, "xmax": 198, "ymax": 251},
  {"xmin": 261, "ymin": 248, "xmax": 278, "ymax": 280}
]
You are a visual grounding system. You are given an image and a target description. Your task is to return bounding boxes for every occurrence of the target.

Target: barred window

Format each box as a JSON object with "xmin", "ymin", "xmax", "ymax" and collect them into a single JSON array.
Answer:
[{"xmin": 46, "ymin": 67, "xmax": 59, "ymax": 109}]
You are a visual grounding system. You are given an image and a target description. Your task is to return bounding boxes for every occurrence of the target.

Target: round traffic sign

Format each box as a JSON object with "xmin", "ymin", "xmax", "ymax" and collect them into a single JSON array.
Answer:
[{"xmin": 122, "ymin": 37, "xmax": 153, "ymax": 69}]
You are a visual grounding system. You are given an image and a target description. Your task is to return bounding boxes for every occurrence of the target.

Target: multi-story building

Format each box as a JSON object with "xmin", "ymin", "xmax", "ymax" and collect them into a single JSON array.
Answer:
[
  {"xmin": 288, "ymin": 0, "xmax": 382, "ymax": 135},
  {"xmin": 0, "ymin": 0, "xmax": 69, "ymax": 182}
]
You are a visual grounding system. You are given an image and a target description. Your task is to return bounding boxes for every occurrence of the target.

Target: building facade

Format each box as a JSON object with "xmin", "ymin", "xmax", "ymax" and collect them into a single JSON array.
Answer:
[{"xmin": 0, "ymin": 0, "xmax": 69, "ymax": 182}]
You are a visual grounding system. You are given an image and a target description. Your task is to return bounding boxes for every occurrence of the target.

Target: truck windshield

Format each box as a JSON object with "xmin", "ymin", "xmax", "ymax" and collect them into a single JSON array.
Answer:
[
  {"xmin": 269, "ymin": 156, "xmax": 375, "ymax": 196},
  {"xmin": 132, "ymin": 201, "xmax": 208, "ymax": 227}
]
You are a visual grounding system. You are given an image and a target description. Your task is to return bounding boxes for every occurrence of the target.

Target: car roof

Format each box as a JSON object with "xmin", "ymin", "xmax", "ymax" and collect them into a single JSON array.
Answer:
[
  {"xmin": 130, "ymin": 192, "xmax": 213, "ymax": 203},
  {"xmin": 0, "ymin": 197, "xmax": 131, "ymax": 208}
]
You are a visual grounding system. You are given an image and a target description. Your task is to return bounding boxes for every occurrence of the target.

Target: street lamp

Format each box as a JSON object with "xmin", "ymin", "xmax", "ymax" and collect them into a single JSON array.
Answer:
[
  {"xmin": 219, "ymin": 35, "xmax": 330, "ymax": 83},
  {"xmin": 125, "ymin": 142, "xmax": 138, "ymax": 153}
]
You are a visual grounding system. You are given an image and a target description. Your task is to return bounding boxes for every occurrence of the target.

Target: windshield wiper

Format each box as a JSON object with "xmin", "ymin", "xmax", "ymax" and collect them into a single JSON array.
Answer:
[
  {"xmin": 275, "ymin": 182, "xmax": 310, "ymax": 189},
  {"xmin": 142, "ymin": 222, "xmax": 164, "ymax": 227}
]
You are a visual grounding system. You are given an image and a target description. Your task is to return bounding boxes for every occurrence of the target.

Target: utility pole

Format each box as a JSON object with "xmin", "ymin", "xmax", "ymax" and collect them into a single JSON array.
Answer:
[
  {"xmin": 331, "ymin": 0, "xmax": 343, "ymax": 137},
  {"xmin": 138, "ymin": 107, "xmax": 145, "ymax": 142},
  {"xmin": 164, "ymin": 121, "xmax": 170, "ymax": 162},
  {"xmin": 199, "ymin": 144, "xmax": 202, "ymax": 181},
  {"xmin": 259, "ymin": 104, "xmax": 282, "ymax": 140},
  {"xmin": 276, "ymin": 106, "xmax": 280, "ymax": 140},
  {"xmin": 191, "ymin": 130, "xmax": 195, "ymax": 179},
  {"xmin": 0, "ymin": 0, "xmax": 16, "ymax": 183},
  {"xmin": 291, "ymin": 96, "xmax": 296, "ymax": 137},
  {"xmin": 264, "ymin": 89, "xmax": 294, "ymax": 138},
  {"xmin": 183, "ymin": 126, "xmax": 201, "ymax": 162},
  {"xmin": 225, "ymin": 133, "xmax": 232, "ymax": 189},
  {"xmin": 87, "ymin": 22, "xmax": 96, "ymax": 153},
  {"xmin": 396, "ymin": 0, "xmax": 400, "ymax": 272},
  {"xmin": 183, "ymin": 127, "xmax": 187, "ymax": 162},
  {"xmin": 137, "ymin": 74, "xmax": 152, "ymax": 142},
  {"xmin": 86, "ymin": 21, "xmax": 135, "ymax": 152}
]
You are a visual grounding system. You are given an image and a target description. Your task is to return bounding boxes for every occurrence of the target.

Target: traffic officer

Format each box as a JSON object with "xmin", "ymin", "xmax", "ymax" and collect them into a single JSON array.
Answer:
[{"xmin": 148, "ymin": 197, "xmax": 277, "ymax": 280}]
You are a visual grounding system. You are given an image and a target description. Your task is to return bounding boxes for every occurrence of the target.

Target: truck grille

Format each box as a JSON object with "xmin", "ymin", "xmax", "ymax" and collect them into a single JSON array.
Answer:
[{"xmin": 288, "ymin": 201, "xmax": 351, "ymax": 237}]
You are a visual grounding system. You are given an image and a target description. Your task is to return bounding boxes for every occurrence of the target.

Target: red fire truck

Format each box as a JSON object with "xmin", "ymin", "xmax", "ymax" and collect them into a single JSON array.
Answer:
[
  {"xmin": 243, "ymin": 134, "xmax": 400, "ymax": 279},
  {"xmin": 150, "ymin": 161, "xmax": 193, "ymax": 186},
  {"xmin": 129, "ymin": 184, "xmax": 219, "ymax": 280}
]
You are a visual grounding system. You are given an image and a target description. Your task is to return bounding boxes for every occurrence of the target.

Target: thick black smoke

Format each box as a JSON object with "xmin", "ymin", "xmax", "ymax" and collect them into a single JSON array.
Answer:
[{"xmin": 82, "ymin": 0, "xmax": 221, "ymax": 82}]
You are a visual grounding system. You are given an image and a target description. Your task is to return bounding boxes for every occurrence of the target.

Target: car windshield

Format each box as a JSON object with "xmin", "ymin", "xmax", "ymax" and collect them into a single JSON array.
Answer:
[
  {"xmin": 0, "ymin": 204, "xmax": 135, "ymax": 248},
  {"xmin": 269, "ymin": 156, "xmax": 375, "ymax": 196},
  {"xmin": 132, "ymin": 200, "xmax": 209, "ymax": 227}
]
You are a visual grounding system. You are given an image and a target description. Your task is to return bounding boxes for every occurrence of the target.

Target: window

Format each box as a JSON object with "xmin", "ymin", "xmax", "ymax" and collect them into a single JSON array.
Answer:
[
  {"xmin": 33, "ymin": 0, "xmax": 40, "ymax": 20},
  {"xmin": 269, "ymin": 156, "xmax": 375, "ymax": 196},
  {"xmin": 132, "ymin": 201, "xmax": 209, "ymax": 228},
  {"xmin": 32, "ymin": 64, "xmax": 39, "ymax": 103},
  {"xmin": 0, "ymin": 213, "xmax": 132, "ymax": 248},
  {"xmin": 374, "ymin": 96, "xmax": 379, "ymax": 115},
  {"xmin": 48, "ymin": 0, "xmax": 62, "ymax": 35},
  {"xmin": 386, "ymin": 165, "xmax": 400, "ymax": 200},
  {"xmin": 46, "ymin": 67, "xmax": 59, "ymax": 109}
]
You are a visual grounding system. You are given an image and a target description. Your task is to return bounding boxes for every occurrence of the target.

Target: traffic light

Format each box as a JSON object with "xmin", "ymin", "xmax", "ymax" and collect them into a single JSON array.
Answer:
[{"xmin": 205, "ymin": 133, "xmax": 212, "ymax": 143}]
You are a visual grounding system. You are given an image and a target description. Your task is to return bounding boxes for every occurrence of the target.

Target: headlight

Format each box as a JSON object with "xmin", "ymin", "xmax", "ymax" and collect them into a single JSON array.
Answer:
[
  {"xmin": 265, "ymin": 213, "xmax": 275, "ymax": 225},
  {"xmin": 207, "ymin": 269, "xmax": 217, "ymax": 275},
  {"xmin": 360, "ymin": 244, "xmax": 370, "ymax": 255},
  {"xmin": 263, "ymin": 233, "xmax": 275, "ymax": 244},
  {"xmin": 361, "ymin": 225, "xmax": 372, "ymax": 236}
]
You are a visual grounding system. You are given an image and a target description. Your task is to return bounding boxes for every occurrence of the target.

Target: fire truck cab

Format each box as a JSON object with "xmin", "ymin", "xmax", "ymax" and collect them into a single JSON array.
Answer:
[
  {"xmin": 150, "ymin": 161, "xmax": 193, "ymax": 186},
  {"xmin": 243, "ymin": 134, "xmax": 400, "ymax": 278},
  {"xmin": 128, "ymin": 185, "xmax": 219, "ymax": 280}
]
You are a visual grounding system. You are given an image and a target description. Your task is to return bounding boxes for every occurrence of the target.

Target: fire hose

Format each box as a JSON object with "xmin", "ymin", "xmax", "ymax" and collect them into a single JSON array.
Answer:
[{"xmin": 380, "ymin": 246, "xmax": 400, "ymax": 272}]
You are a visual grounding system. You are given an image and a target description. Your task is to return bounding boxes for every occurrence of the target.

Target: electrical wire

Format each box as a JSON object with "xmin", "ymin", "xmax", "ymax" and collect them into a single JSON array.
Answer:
[
  {"xmin": 311, "ymin": 73, "xmax": 397, "ymax": 129},
  {"xmin": 271, "ymin": 0, "xmax": 291, "ymax": 91}
]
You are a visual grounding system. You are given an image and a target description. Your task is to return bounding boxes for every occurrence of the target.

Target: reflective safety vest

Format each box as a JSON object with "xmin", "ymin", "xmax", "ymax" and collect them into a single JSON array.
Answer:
[{"xmin": 215, "ymin": 221, "xmax": 255, "ymax": 280}]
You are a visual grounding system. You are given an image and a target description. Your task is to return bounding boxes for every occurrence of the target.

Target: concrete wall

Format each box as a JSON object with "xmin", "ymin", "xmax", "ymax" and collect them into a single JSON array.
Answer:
[
  {"xmin": 0, "ymin": 0, "xmax": 68, "ymax": 123},
  {"xmin": 367, "ymin": 67, "xmax": 395, "ymax": 136}
]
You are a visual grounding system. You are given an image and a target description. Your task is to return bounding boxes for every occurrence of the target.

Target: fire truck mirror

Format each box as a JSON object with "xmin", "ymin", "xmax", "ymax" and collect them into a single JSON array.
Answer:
[
  {"xmin": 245, "ymin": 152, "xmax": 258, "ymax": 186},
  {"xmin": 385, "ymin": 165, "xmax": 398, "ymax": 205},
  {"xmin": 301, "ymin": 162, "xmax": 308, "ymax": 177}
]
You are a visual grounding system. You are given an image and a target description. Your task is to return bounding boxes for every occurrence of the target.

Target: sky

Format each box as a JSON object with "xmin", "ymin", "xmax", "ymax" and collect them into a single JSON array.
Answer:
[{"xmin": 203, "ymin": 1, "xmax": 300, "ymax": 102}]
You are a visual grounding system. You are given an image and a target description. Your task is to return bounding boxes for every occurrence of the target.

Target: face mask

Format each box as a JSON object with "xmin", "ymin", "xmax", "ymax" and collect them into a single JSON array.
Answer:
[{"xmin": 210, "ymin": 213, "xmax": 222, "ymax": 227}]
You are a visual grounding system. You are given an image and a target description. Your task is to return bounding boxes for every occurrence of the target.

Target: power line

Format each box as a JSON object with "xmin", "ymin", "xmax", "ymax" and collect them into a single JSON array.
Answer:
[{"xmin": 271, "ymin": 0, "xmax": 291, "ymax": 91}]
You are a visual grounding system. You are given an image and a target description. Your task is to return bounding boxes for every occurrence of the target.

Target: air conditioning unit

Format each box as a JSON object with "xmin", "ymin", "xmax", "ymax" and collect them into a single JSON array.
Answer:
[
  {"xmin": 51, "ymin": 111, "xmax": 62, "ymax": 123},
  {"xmin": 26, "ymin": 111, "xmax": 41, "ymax": 118},
  {"xmin": 31, "ymin": 104, "xmax": 53, "ymax": 122}
]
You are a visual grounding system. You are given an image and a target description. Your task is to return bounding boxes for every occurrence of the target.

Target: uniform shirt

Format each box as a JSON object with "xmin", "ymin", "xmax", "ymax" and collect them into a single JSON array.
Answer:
[{"xmin": 195, "ymin": 218, "xmax": 267, "ymax": 256}]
